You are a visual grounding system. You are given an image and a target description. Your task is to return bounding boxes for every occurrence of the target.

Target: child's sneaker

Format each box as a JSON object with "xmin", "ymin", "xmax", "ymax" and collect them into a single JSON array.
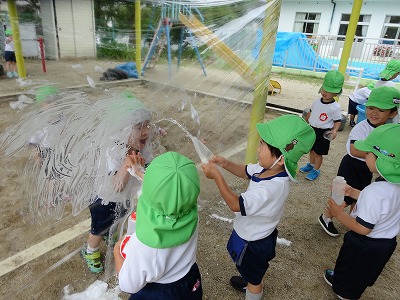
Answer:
[
  {"xmin": 7, "ymin": 71, "xmax": 13, "ymax": 78},
  {"xmin": 350, "ymin": 120, "xmax": 356, "ymax": 127},
  {"xmin": 318, "ymin": 214, "xmax": 339, "ymax": 237},
  {"xmin": 306, "ymin": 169, "xmax": 320, "ymax": 180},
  {"xmin": 80, "ymin": 247, "xmax": 103, "ymax": 273},
  {"xmin": 229, "ymin": 276, "xmax": 247, "ymax": 292},
  {"xmin": 323, "ymin": 269, "xmax": 344, "ymax": 300},
  {"xmin": 12, "ymin": 72, "xmax": 19, "ymax": 78},
  {"xmin": 299, "ymin": 163, "xmax": 314, "ymax": 173}
]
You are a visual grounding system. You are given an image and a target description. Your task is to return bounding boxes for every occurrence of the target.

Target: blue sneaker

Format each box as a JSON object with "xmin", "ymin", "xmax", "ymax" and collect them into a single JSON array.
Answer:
[
  {"xmin": 306, "ymin": 169, "xmax": 320, "ymax": 181},
  {"xmin": 299, "ymin": 163, "xmax": 314, "ymax": 173}
]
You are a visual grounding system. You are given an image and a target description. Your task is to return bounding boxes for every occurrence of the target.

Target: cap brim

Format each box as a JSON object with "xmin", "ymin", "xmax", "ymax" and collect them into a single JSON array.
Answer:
[
  {"xmin": 320, "ymin": 86, "xmax": 342, "ymax": 95},
  {"xmin": 379, "ymin": 69, "xmax": 393, "ymax": 80},
  {"xmin": 365, "ymin": 101, "xmax": 395, "ymax": 110},
  {"xmin": 354, "ymin": 139, "xmax": 371, "ymax": 153}
]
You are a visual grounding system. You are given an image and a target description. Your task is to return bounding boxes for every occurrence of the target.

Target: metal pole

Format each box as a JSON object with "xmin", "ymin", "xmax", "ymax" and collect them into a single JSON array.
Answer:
[
  {"xmin": 7, "ymin": 0, "xmax": 26, "ymax": 78},
  {"xmin": 135, "ymin": 0, "xmax": 142, "ymax": 78},
  {"xmin": 245, "ymin": 0, "xmax": 281, "ymax": 163},
  {"xmin": 338, "ymin": 0, "xmax": 363, "ymax": 75}
]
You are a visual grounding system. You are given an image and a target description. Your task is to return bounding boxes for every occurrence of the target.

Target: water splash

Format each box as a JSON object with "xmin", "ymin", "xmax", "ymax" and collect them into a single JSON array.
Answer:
[
  {"xmin": 87, "ymin": 76, "xmax": 96, "ymax": 89},
  {"xmin": 156, "ymin": 118, "xmax": 214, "ymax": 163}
]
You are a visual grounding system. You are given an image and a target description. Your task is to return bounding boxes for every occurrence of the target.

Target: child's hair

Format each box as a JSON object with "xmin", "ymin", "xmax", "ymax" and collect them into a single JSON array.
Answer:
[{"xmin": 263, "ymin": 140, "xmax": 282, "ymax": 158}]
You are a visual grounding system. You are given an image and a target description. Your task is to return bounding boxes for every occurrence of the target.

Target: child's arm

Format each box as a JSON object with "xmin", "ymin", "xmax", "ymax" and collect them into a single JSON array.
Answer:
[
  {"xmin": 330, "ymin": 121, "xmax": 341, "ymax": 140},
  {"xmin": 349, "ymin": 143, "xmax": 367, "ymax": 159},
  {"xmin": 210, "ymin": 156, "xmax": 247, "ymax": 179},
  {"xmin": 326, "ymin": 198, "xmax": 371, "ymax": 235},
  {"xmin": 304, "ymin": 111, "xmax": 311, "ymax": 123},
  {"xmin": 114, "ymin": 238, "xmax": 125, "ymax": 273},
  {"xmin": 201, "ymin": 162, "xmax": 241, "ymax": 212}
]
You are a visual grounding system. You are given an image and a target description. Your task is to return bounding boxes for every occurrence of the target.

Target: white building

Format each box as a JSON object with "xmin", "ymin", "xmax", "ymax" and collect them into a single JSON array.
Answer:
[{"xmin": 278, "ymin": 0, "xmax": 400, "ymax": 42}]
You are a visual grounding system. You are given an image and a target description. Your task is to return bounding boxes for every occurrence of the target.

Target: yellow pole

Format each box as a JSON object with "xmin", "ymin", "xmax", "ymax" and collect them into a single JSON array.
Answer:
[
  {"xmin": 245, "ymin": 0, "xmax": 281, "ymax": 163},
  {"xmin": 7, "ymin": 0, "xmax": 26, "ymax": 78},
  {"xmin": 135, "ymin": 0, "xmax": 142, "ymax": 78},
  {"xmin": 338, "ymin": 0, "xmax": 363, "ymax": 75}
]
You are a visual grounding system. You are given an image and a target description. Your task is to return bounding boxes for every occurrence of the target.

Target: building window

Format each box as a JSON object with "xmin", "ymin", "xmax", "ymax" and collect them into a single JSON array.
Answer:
[
  {"xmin": 294, "ymin": 12, "xmax": 320, "ymax": 35},
  {"xmin": 381, "ymin": 15, "xmax": 400, "ymax": 44},
  {"xmin": 338, "ymin": 14, "xmax": 371, "ymax": 41}
]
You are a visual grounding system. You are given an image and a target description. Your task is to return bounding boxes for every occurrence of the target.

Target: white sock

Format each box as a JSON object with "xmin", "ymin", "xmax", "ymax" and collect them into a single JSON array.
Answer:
[
  {"xmin": 86, "ymin": 245, "xmax": 99, "ymax": 254},
  {"xmin": 245, "ymin": 289, "xmax": 263, "ymax": 300},
  {"xmin": 322, "ymin": 214, "xmax": 332, "ymax": 225}
]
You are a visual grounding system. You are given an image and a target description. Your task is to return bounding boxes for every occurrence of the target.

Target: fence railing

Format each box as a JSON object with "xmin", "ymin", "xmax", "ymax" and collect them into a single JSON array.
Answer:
[{"xmin": 273, "ymin": 34, "xmax": 400, "ymax": 82}]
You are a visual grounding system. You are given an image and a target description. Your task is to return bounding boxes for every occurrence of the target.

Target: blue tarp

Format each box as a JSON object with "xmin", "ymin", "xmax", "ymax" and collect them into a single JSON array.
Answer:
[
  {"xmin": 253, "ymin": 31, "xmax": 399, "ymax": 82},
  {"xmin": 116, "ymin": 62, "xmax": 139, "ymax": 79}
]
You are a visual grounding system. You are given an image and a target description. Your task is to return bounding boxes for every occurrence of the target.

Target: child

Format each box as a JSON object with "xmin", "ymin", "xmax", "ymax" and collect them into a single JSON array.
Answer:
[
  {"xmin": 4, "ymin": 28, "xmax": 18, "ymax": 78},
  {"xmin": 201, "ymin": 115, "xmax": 315, "ymax": 300},
  {"xmin": 114, "ymin": 152, "xmax": 202, "ymax": 300},
  {"xmin": 81, "ymin": 104, "xmax": 154, "ymax": 274},
  {"xmin": 347, "ymin": 83, "xmax": 374, "ymax": 127},
  {"xmin": 300, "ymin": 70, "xmax": 344, "ymax": 181},
  {"xmin": 375, "ymin": 59, "xmax": 400, "ymax": 88},
  {"xmin": 318, "ymin": 86, "xmax": 399, "ymax": 237},
  {"xmin": 323, "ymin": 123, "xmax": 400, "ymax": 300}
]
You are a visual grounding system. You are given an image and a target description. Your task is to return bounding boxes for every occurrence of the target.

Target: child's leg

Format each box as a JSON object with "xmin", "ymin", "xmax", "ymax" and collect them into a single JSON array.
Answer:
[
  {"xmin": 246, "ymin": 284, "xmax": 263, "ymax": 300},
  {"xmin": 313, "ymin": 153, "xmax": 323, "ymax": 170},
  {"xmin": 309, "ymin": 150, "xmax": 315, "ymax": 165}
]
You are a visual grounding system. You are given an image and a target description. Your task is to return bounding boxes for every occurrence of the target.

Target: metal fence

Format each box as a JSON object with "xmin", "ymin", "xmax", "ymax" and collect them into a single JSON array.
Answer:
[{"xmin": 273, "ymin": 34, "xmax": 400, "ymax": 82}]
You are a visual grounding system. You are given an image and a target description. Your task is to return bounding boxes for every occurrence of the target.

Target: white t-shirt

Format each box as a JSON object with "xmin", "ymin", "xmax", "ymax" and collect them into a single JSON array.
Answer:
[
  {"xmin": 5, "ymin": 37, "xmax": 14, "ymax": 52},
  {"xmin": 118, "ymin": 228, "xmax": 198, "ymax": 294},
  {"xmin": 350, "ymin": 181, "xmax": 400, "ymax": 239},
  {"xmin": 233, "ymin": 163, "xmax": 290, "ymax": 241},
  {"xmin": 349, "ymin": 87, "xmax": 372, "ymax": 105},
  {"xmin": 345, "ymin": 119, "xmax": 375, "ymax": 161},
  {"xmin": 374, "ymin": 80, "xmax": 396, "ymax": 88},
  {"xmin": 308, "ymin": 98, "xmax": 342, "ymax": 129}
]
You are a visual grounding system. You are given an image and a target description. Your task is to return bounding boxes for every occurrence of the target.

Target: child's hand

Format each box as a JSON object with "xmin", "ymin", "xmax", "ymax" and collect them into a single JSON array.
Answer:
[
  {"xmin": 125, "ymin": 151, "xmax": 145, "ymax": 168},
  {"xmin": 210, "ymin": 155, "xmax": 227, "ymax": 168},
  {"xmin": 326, "ymin": 198, "xmax": 346, "ymax": 218},
  {"xmin": 331, "ymin": 130, "xmax": 338, "ymax": 140},
  {"xmin": 201, "ymin": 162, "xmax": 221, "ymax": 179}
]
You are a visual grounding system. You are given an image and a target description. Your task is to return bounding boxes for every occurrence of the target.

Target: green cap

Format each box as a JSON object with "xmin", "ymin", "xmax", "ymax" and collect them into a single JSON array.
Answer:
[
  {"xmin": 136, "ymin": 152, "xmax": 200, "ymax": 248},
  {"xmin": 35, "ymin": 85, "xmax": 59, "ymax": 103},
  {"xmin": 365, "ymin": 86, "xmax": 400, "ymax": 110},
  {"xmin": 321, "ymin": 70, "xmax": 344, "ymax": 94},
  {"xmin": 379, "ymin": 59, "xmax": 400, "ymax": 80},
  {"xmin": 354, "ymin": 124, "xmax": 400, "ymax": 183},
  {"xmin": 256, "ymin": 115, "xmax": 316, "ymax": 180},
  {"xmin": 5, "ymin": 28, "xmax": 12, "ymax": 36}
]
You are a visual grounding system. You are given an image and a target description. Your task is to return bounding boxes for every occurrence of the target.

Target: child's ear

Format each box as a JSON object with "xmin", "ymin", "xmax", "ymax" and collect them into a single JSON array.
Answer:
[
  {"xmin": 389, "ymin": 110, "xmax": 398, "ymax": 119},
  {"xmin": 277, "ymin": 155, "xmax": 285, "ymax": 165}
]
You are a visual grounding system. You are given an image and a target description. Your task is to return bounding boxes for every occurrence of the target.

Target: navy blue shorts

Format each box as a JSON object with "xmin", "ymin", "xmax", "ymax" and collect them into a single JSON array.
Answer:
[
  {"xmin": 129, "ymin": 263, "xmax": 202, "ymax": 300},
  {"xmin": 348, "ymin": 98, "xmax": 359, "ymax": 115},
  {"xmin": 236, "ymin": 229, "xmax": 278, "ymax": 285},
  {"xmin": 333, "ymin": 231, "xmax": 396, "ymax": 299},
  {"xmin": 89, "ymin": 198, "xmax": 127, "ymax": 236},
  {"xmin": 5, "ymin": 51, "xmax": 16, "ymax": 62},
  {"xmin": 311, "ymin": 127, "xmax": 331, "ymax": 155}
]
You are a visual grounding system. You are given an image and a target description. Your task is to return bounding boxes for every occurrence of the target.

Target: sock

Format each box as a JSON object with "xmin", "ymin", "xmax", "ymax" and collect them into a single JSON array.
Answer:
[
  {"xmin": 322, "ymin": 214, "xmax": 332, "ymax": 225},
  {"xmin": 245, "ymin": 289, "xmax": 263, "ymax": 300},
  {"xmin": 86, "ymin": 245, "xmax": 99, "ymax": 254}
]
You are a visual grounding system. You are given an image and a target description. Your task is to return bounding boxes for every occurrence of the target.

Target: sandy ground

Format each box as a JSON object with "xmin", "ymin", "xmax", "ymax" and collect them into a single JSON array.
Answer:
[{"xmin": 0, "ymin": 59, "xmax": 398, "ymax": 300}]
